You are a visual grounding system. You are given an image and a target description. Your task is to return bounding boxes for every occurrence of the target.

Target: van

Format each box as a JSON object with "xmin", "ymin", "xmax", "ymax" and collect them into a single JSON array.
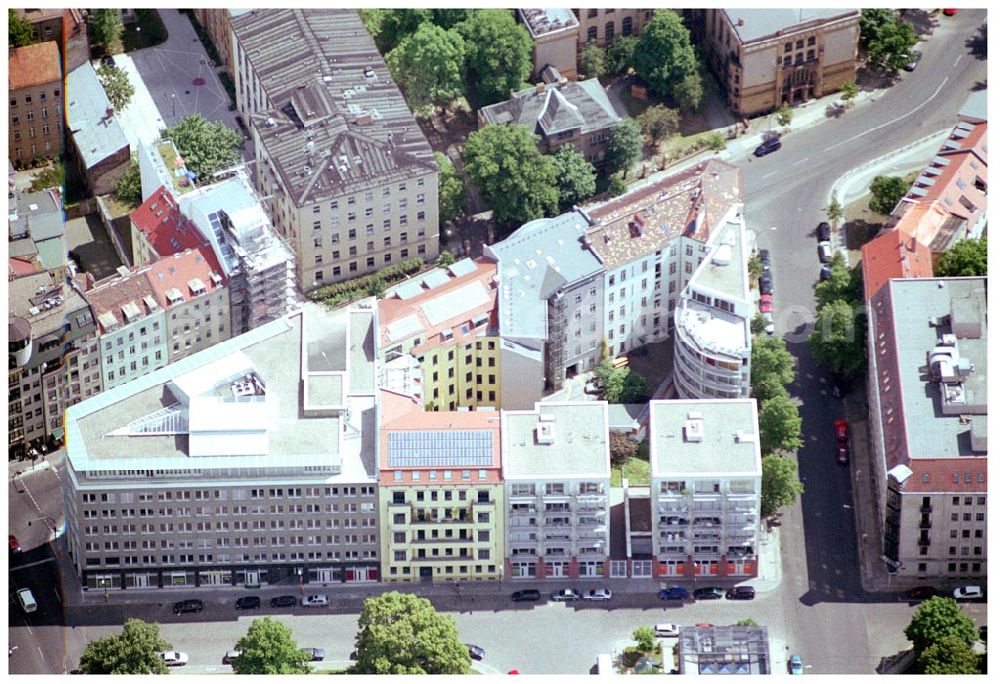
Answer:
[
  {"xmin": 16, "ymin": 588, "xmax": 37, "ymax": 613},
  {"xmin": 817, "ymin": 241, "xmax": 833, "ymax": 263}
]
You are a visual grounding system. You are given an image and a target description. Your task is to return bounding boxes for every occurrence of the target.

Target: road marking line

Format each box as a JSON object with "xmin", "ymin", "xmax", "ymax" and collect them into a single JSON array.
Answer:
[
  {"xmin": 25, "ymin": 624, "xmax": 33, "ymax": 635},
  {"xmin": 37, "ymin": 645, "xmax": 45, "ymax": 661},
  {"xmin": 822, "ymin": 76, "xmax": 949, "ymax": 152},
  {"xmin": 953, "ymin": 55, "xmax": 962, "ymax": 66},
  {"xmin": 761, "ymin": 171, "xmax": 777, "ymax": 179},
  {"xmin": 792, "ymin": 158, "xmax": 809, "ymax": 166}
]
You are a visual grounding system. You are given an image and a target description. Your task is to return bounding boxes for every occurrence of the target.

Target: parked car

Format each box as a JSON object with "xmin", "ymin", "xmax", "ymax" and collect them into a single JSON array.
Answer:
[
  {"xmin": 819, "ymin": 264, "xmax": 833, "ymax": 281},
  {"xmin": 953, "ymin": 585, "xmax": 983, "ymax": 600},
  {"xmin": 172, "ymin": 599, "xmax": 204, "ymax": 615},
  {"xmin": 9, "ymin": 535, "xmax": 21, "ymax": 554},
  {"xmin": 693, "ymin": 587, "xmax": 725, "ymax": 601},
  {"xmin": 301, "ymin": 594, "xmax": 329, "ymax": 607},
  {"xmin": 550, "ymin": 588, "xmax": 581, "ymax": 602},
  {"xmin": 834, "ymin": 419, "xmax": 849, "ymax": 443},
  {"xmin": 223, "ymin": 649, "xmax": 241, "ymax": 665},
  {"xmin": 584, "ymin": 379, "xmax": 603, "ymax": 395},
  {"xmin": 759, "ymin": 293, "xmax": 773, "ymax": 314},
  {"xmin": 160, "ymin": 651, "xmax": 189, "ymax": 667},
  {"xmin": 754, "ymin": 137, "xmax": 782, "ymax": 157},
  {"xmin": 758, "ymin": 249, "xmax": 771, "ymax": 271},
  {"xmin": 658, "ymin": 587, "xmax": 689, "ymax": 601},
  {"xmin": 270, "ymin": 595, "xmax": 297, "ymax": 608},
  {"xmin": 762, "ymin": 311, "xmax": 775, "ymax": 336},
  {"xmin": 466, "ymin": 644, "xmax": 486, "ymax": 661},
  {"xmin": 725, "ymin": 586, "xmax": 756, "ymax": 601},
  {"xmin": 908, "ymin": 586, "xmax": 938, "ymax": 601},
  {"xmin": 511, "ymin": 589, "xmax": 541, "ymax": 602},
  {"xmin": 695, "ymin": 622, "xmax": 715, "ymax": 628},
  {"xmin": 100, "ymin": 54, "xmax": 116, "ymax": 70},
  {"xmin": 903, "ymin": 50, "xmax": 922, "ymax": 71},
  {"xmin": 302, "ymin": 648, "xmax": 325, "ymax": 662},
  {"xmin": 235, "ymin": 596, "xmax": 260, "ymax": 610},
  {"xmin": 583, "ymin": 588, "xmax": 613, "ymax": 601},
  {"xmin": 654, "ymin": 623, "xmax": 680, "ymax": 638},
  {"xmin": 837, "ymin": 443, "xmax": 849, "ymax": 465},
  {"xmin": 816, "ymin": 221, "xmax": 831, "ymax": 242},
  {"xmin": 817, "ymin": 240, "xmax": 833, "ymax": 263},
  {"xmin": 789, "ymin": 654, "xmax": 804, "ymax": 675},
  {"xmin": 943, "ymin": 8, "xmax": 957, "ymax": 16},
  {"xmin": 758, "ymin": 273, "xmax": 773, "ymax": 295}
]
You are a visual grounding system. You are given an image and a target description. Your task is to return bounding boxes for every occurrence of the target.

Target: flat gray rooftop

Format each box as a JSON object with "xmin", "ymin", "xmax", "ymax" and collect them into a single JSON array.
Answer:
[
  {"xmin": 689, "ymin": 218, "xmax": 748, "ymax": 301},
  {"xmin": 502, "ymin": 402, "xmax": 611, "ymax": 479},
  {"xmin": 724, "ymin": 8, "xmax": 858, "ymax": 43},
  {"xmin": 649, "ymin": 399, "xmax": 760, "ymax": 476}
]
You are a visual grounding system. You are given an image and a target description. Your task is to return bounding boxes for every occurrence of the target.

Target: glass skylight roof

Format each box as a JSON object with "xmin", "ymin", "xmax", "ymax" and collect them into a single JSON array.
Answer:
[{"xmin": 387, "ymin": 430, "xmax": 494, "ymax": 467}]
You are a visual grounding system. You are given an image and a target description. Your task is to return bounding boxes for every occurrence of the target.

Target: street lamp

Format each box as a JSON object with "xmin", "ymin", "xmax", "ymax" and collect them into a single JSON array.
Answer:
[{"xmin": 171, "ymin": 93, "xmax": 176, "ymax": 117}]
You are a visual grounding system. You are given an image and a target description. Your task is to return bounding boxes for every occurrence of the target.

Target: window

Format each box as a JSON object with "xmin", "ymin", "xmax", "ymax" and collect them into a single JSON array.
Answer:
[
  {"xmin": 587, "ymin": 26, "xmax": 597, "ymax": 42},
  {"xmin": 622, "ymin": 17, "xmax": 633, "ymax": 36},
  {"xmin": 605, "ymin": 22, "xmax": 614, "ymax": 42}
]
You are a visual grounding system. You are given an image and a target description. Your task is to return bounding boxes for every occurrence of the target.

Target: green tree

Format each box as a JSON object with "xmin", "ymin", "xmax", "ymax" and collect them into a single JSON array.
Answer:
[
  {"xmin": 751, "ymin": 337, "xmax": 795, "ymax": 395},
  {"xmin": 676, "ymin": 72, "xmax": 704, "ymax": 113},
  {"xmin": 864, "ymin": 14, "xmax": 919, "ymax": 73},
  {"xmin": 918, "ymin": 635, "xmax": 982, "ymax": 674},
  {"xmin": 430, "ymin": 9, "xmax": 471, "ymax": 30},
  {"xmin": 79, "ymin": 619, "xmax": 172, "ymax": 674},
  {"xmin": 97, "ymin": 63, "xmax": 136, "ymax": 113},
  {"xmin": 607, "ymin": 173, "xmax": 628, "ymax": 197},
  {"xmin": 809, "ymin": 299, "xmax": 867, "ymax": 378},
  {"xmin": 458, "ymin": 10, "xmax": 533, "ymax": 106},
  {"xmin": 736, "ymin": 619, "xmax": 759, "ymax": 627},
  {"xmin": 354, "ymin": 592, "xmax": 470, "ymax": 674},
  {"xmin": 604, "ymin": 36, "xmax": 638, "ymax": 76},
  {"xmin": 868, "ymin": 175, "xmax": 909, "ymax": 215},
  {"xmin": 814, "ymin": 253, "xmax": 862, "ymax": 309},
  {"xmin": 9, "ymin": 9, "xmax": 36, "ymax": 48},
  {"xmin": 28, "ymin": 164, "xmax": 65, "ymax": 193},
  {"xmin": 113, "ymin": 155, "xmax": 142, "ymax": 206},
  {"xmin": 760, "ymin": 454, "xmax": 804, "ymax": 518},
  {"xmin": 387, "ymin": 23, "xmax": 465, "ymax": 116},
  {"xmin": 609, "ymin": 432, "xmax": 638, "ymax": 468},
  {"xmin": 605, "ymin": 119, "xmax": 643, "ymax": 178},
  {"xmin": 825, "ymin": 197, "xmax": 844, "ymax": 227},
  {"xmin": 747, "ymin": 253, "xmax": 762, "ymax": 282},
  {"xmin": 461, "ymin": 124, "xmax": 558, "ymax": 227},
  {"xmin": 162, "ymin": 114, "xmax": 242, "ymax": 179},
  {"xmin": 703, "ymin": 132, "xmax": 727, "ymax": 152},
  {"xmin": 433, "ymin": 152, "xmax": 466, "ymax": 225},
  {"xmin": 775, "ymin": 105, "xmax": 793, "ymax": 128},
  {"xmin": 636, "ymin": 105, "xmax": 681, "ymax": 145},
  {"xmin": 578, "ymin": 41, "xmax": 606, "ymax": 80},
  {"xmin": 437, "ymin": 250, "xmax": 456, "ymax": 267},
  {"xmin": 840, "ymin": 80, "xmax": 859, "ymax": 107},
  {"xmin": 758, "ymin": 393, "xmax": 803, "ymax": 455},
  {"xmin": 87, "ymin": 8, "xmax": 123, "ymax": 56},
  {"xmin": 859, "ymin": 9, "xmax": 897, "ymax": 51},
  {"xmin": 620, "ymin": 370, "xmax": 652, "ymax": 404},
  {"xmin": 231, "ymin": 617, "xmax": 311, "ymax": 674},
  {"xmin": 633, "ymin": 626, "xmax": 656, "ymax": 653},
  {"xmin": 904, "ymin": 596, "xmax": 978, "ymax": 655},
  {"xmin": 934, "ymin": 236, "xmax": 987, "ymax": 277},
  {"xmin": 634, "ymin": 10, "xmax": 698, "ymax": 100},
  {"xmin": 750, "ymin": 313, "xmax": 767, "ymax": 337},
  {"xmin": 551, "ymin": 145, "xmax": 597, "ymax": 210},
  {"xmin": 365, "ymin": 9, "xmax": 431, "ymax": 53}
]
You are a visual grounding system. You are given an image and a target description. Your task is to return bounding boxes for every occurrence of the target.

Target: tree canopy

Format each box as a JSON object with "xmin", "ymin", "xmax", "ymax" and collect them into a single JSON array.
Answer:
[
  {"xmin": 750, "ymin": 337, "xmax": 795, "ymax": 400},
  {"xmin": 605, "ymin": 119, "xmax": 644, "ymax": 177},
  {"xmin": 934, "ymin": 236, "xmax": 987, "ymax": 277},
  {"xmin": 868, "ymin": 175, "xmax": 909, "ymax": 215},
  {"xmin": 113, "ymin": 155, "xmax": 142, "ymax": 206},
  {"xmin": 814, "ymin": 253, "xmax": 862, "ymax": 309},
  {"xmin": 434, "ymin": 152, "xmax": 466, "ymax": 225},
  {"xmin": 231, "ymin": 617, "xmax": 312, "ymax": 674},
  {"xmin": 387, "ymin": 23, "xmax": 465, "ymax": 116},
  {"xmin": 808, "ymin": 299, "xmax": 866, "ymax": 379},
  {"xmin": 361, "ymin": 9, "xmax": 431, "ymax": 53},
  {"xmin": 634, "ymin": 10, "xmax": 699, "ymax": 100},
  {"xmin": 904, "ymin": 596, "xmax": 978, "ymax": 655},
  {"xmin": 97, "ymin": 63, "xmax": 136, "ymax": 113},
  {"xmin": 79, "ymin": 619, "xmax": 172, "ymax": 674},
  {"xmin": 9, "ymin": 9, "xmax": 36, "ymax": 48},
  {"xmin": 758, "ymin": 393, "xmax": 803, "ymax": 455},
  {"xmin": 632, "ymin": 626, "xmax": 656, "ymax": 653},
  {"xmin": 458, "ymin": 10, "xmax": 533, "ymax": 106},
  {"xmin": 161, "ymin": 114, "xmax": 243, "ymax": 180},
  {"xmin": 636, "ymin": 105, "xmax": 681, "ymax": 145},
  {"xmin": 87, "ymin": 8, "xmax": 123, "ymax": 56},
  {"xmin": 859, "ymin": 9, "xmax": 897, "ymax": 50},
  {"xmin": 461, "ymin": 124, "xmax": 558, "ymax": 228},
  {"xmin": 551, "ymin": 145, "xmax": 597, "ymax": 210},
  {"xmin": 578, "ymin": 42, "xmax": 606, "ymax": 80},
  {"xmin": 609, "ymin": 432, "xmax": 639, "ymax": 468},
  {"xmin": 862, "ymin": 12, "xmax": 919, "ymax": 73},
  {"xmin": 825, "ymin": 197, "xmax": 844, "ymax": 226},
  {"xmin": 604, "ymin": 36, "xmax": 638, "ymax": 76},
  {"xmin": 918, "ymin": 635, "xmax": 982, "ymax": 674},
  {"xmin": 675, "ymin": 72, "xmax": 704, "ymax": 114},
  {"xmin": 760, "ymin": 454, "xmax": 804, "ymax": 518},
  {"xmin": 353, "ymin": 592, "xmax": 470, "ymax": 674}
]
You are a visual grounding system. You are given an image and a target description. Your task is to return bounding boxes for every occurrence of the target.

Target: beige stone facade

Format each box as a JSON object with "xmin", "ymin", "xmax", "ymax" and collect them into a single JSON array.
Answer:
[
  {"xmin": 574, "ymin": 8, "xmax": 652, "ymax": 47},
  {"xmin": 8, "ymin": 42, "xmax": 64, "ymax": 165}
]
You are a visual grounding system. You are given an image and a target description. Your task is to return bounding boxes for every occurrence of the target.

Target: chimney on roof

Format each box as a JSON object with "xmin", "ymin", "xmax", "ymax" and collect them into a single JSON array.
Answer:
[{"xmin": 736, "ymin": 18, "xmax": 745, "ymax": 27}]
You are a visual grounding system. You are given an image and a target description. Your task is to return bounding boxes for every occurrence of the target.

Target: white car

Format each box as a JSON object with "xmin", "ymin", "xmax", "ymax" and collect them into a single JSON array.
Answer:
[
  {"xmin": 654, "ymin": 623, "xmax": 680, "ymax": 638},
  {"xmin": 301, "ymin": 594, "xmax": 329, "ymax": 607},
  {"xmin": 160, "ymin": 651, "xmax": 189, "ymax": 667},
  {"xmin": 583, "ymin": 588, "xmax": 613, "ymax": 601},
  {"xmin": 953, "ymin": 585, "xmax": 983, "ymax": 600},
  {"xmin": 762, "ymin": 311, "xmax": 775, "ymax": 336},
  {"xmin": 223, "ymin": 649, "xmax": 242, "ymax": 665},
  {"xmin": 550, "ymin": 588, "xmax": 581, "ymax": 602}
]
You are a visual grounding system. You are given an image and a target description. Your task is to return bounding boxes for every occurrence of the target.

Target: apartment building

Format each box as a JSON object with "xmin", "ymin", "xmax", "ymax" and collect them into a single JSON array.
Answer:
[
  {"xmin": 63, "ymin": 304, "xmax": 382, "ymax": 591},
  {"xmin": 9, "ymin": 272, "xmax": 99, "ymax": 459},
  {"xmin": 193, "ymin": 9, "xmax": 251, "ymax": 79},
  {"xmin": 502, "ymin": 402, "xmax": 611, "ymax": 580},
  {"xmin": 478, "ymin": 79, "xmax": 621, "ymax": 166},
  {"xmin": 518, "ymin": 8, "xmax": 580, "ymax": 80},
  {"xmin": 9, "ymin": 42, "xmax": 64, "ymax": 165},
  {"xmin": 379, "ymin": 258, "xmax": 501, "ymax": 411},
  {"xmin": 230, "ymin": 9, "xmax": 439, "ymax": 292},
  {"xmin": 378, "ymin": 391, "xmax": 505, "ymax": 583},
  {"xmin": 699, "ymin": 8, "xmax": 860, "ymax": 116},
  {"xmin": 66, "ymin": 61, "xmax": 131, "ymax": 195},
  {"xmin": 485, "ymin": 210, "xmax": 605, "ymax": 400},
  {"xmin": 574, "ymin": 8, "xmax": 653, "ymax": 47},
  {"xmin": 9, "ymin": 188, "xmax": 67, "ymax": 281},
  {"xmin": 866, "ymin": 277, "xmax": 987, "ymax": 580},
  {"xmin": 13, "ymin": 8, "xmax": 89, "ymax": 72},
  {"xmin": 648, "ymin": 399, "xmax": 762, "ymax": 580},
  {"xmin": 130, "ymin": 185, "xmax": 206, "ymax": 268}
]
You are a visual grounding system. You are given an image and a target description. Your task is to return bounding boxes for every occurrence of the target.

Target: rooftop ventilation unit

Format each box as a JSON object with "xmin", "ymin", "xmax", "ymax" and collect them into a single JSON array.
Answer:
[
  {"xmin": 683, "ymin": 417, "xmax": 704, "ymax": 443},
  {"xmin": 535, "ymin": 421, "xmax": 555, "ymax": 445}
]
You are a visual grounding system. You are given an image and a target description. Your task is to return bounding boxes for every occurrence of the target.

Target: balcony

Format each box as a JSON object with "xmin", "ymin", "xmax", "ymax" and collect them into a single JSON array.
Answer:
[
  {"xmin": 413, "ymin": 554, "xmax": 475, "ymax": 563},
  {"xmin": 920, "ymin": 504, "xmax": 933, "ymax": 513},
  {"xmin": 919, "ymin": 520, "xmax": 932, "ymax": 530}
]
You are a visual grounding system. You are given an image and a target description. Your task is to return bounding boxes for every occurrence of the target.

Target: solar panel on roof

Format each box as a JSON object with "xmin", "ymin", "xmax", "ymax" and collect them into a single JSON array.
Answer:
[
  {"xmin": 385, "ymin": 314, "xmax": 423, "ymax": 342},
  {"xmin": 387, "ymin": 430, "xmax": 494, "ymax": 467},
  {"xmin": 420, "ymin": 281, "xmax": 490, "ymax": 326},
  {"xmin": 447, "ymin": 258, "xmax": 477, "ymax": 278},
  {"xmin": 394, "ymin": 280, "xmax": 425, "ymax": 300},
  {"xmin": 421, "ymin": 269, "xmax": 451, "ymax": 289}
]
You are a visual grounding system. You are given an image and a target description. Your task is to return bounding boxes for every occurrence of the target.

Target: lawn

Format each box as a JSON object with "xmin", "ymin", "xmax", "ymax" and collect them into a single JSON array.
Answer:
[{"xmin": 611, "ymin": 457, "xmax": 650, "ymax": 487}]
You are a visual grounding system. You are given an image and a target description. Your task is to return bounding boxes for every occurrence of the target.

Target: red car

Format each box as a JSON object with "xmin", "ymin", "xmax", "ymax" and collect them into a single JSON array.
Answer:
[
  {"xmin": 9, "ymin": 535, "xmax": 22, "ymax": 553},
  {"xmin": 834, "ymin": 419, "xmax": 849, "ymax": 443},
  {"xmin": 759, "ymin": 294, "xmax": 773, "ymax": 314},
  {"xmin": 943, "ymin": 8, "xmax": 957, "ymax": 16},
  {"xmin": 837, "ymin": 443, "xmax": 849, "ymax": 464}
]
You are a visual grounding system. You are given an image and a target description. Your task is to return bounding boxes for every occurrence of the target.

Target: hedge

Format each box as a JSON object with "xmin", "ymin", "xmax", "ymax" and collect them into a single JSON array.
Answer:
[{"xmin": 308, "ymin": 257, "xmax": 426, "ymax": 304}]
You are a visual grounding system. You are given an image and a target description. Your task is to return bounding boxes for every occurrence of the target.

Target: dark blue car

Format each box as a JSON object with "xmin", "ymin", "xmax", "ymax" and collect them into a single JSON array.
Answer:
[{"xmin": 658, "ymin": 587, "xmax": 689, "ymax": 601}]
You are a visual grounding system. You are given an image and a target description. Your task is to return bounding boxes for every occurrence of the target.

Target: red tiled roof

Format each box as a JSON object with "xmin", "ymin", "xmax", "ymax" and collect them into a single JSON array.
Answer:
[
  {"xmin": 9, "ymin": 257, "xmax": 38, "ymax": 278},
  {"xmin": 144, "ymin": 245, "xmax": 226, "ymax": 308},
  {"xmin": 8, "ymin": 42, "xmax": 62, "ymax": 90},
  {"xmin": 900, "ymin": 458, "xmax": 987, "ymax": 493},
  {"xmin": 860, "ymin": 230, "xmax": 933, "ymax": 302},
  {"xmin": 85, "ymin": 269, "xmax": 160, "ymax": 333},
  {"xmin": 130, "ymin": 185, "xmax": 206, "ymax": 262}
]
